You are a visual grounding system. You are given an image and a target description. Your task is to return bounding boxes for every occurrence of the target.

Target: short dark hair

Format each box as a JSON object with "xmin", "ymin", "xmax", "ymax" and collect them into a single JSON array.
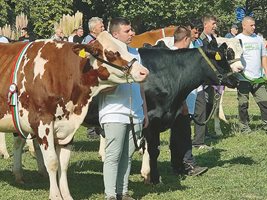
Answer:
[
  {"xmin": 173, "ymin": 26, "xmax": 191, "ymax": 43},
  {"xmin": 21, "ymin": 27, "xmax": 28, "ymax": 32},
  {"xmin": 202, "ymin": 15, "xmax": 217, "ymax": 24},
  {"xmin": 109, "ymin": 17, "xmax": 131, "ymax": 34}
]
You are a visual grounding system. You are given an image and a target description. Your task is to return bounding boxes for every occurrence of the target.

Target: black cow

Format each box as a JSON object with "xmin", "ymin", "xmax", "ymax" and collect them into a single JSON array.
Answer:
[{"xmin": 138, "ymin": 43, "xmax": 235, "ymax": 184}]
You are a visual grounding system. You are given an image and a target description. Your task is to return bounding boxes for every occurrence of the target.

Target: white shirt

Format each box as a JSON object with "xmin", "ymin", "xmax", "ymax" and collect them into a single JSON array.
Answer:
[
  {"xmin": 235, "ymin": 33, "xmax": 266, "ymax": 79},
  {"xmin": 0, "ymin": 36, "xmax": 9, "ymax": 43},
  {"xmin": 98, "ymin": 47, "xmax": 144, "ymax": 125}
]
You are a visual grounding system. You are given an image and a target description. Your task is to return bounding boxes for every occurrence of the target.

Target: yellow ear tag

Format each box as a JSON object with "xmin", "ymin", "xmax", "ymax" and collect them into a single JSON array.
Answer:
[
  {"xmin": 215, "ymin": 52, "xmax": 221, "ymax": 60},
  {"xmin": 79, "ymin": 49, "xmax": 86, "ymax": 58}
]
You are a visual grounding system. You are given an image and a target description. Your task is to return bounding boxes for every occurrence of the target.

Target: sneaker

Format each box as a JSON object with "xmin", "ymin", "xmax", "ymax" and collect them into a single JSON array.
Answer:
[
  {"xmin": 193, "ymin": 144, "xmax": 213, "ymax": 150},
  {"xmin": 188, "ymin": 165, "xmax": 208, "ymax": 176},
  {"xmin": 184, "ymin": 163, "xmax": 208, "ymax": 176},
  {"xmin": 240, "ymin": 125, "xmax": 252, "ymax": 134}
]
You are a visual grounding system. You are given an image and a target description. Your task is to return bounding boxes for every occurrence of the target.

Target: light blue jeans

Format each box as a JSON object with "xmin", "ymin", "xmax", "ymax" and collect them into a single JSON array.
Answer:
[{"xmin": 103, "ymin": 122, "xmax": 142, "ymax": 198}]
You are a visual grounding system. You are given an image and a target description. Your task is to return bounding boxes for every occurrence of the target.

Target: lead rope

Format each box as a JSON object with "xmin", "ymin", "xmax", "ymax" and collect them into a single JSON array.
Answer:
[{"xmin": 128, "ymin": 80, "xmax": 144, "ymax": 151}]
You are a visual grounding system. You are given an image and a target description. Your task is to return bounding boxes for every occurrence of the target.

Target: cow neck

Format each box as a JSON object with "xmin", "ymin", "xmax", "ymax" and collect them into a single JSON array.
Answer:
[
  {"xmin": 9, "ymin": 42, "xmax": 33, "ymax": 139},
  {"xmin": 197, "ymin": 47, "xmax": 222, "ymax": 84}
]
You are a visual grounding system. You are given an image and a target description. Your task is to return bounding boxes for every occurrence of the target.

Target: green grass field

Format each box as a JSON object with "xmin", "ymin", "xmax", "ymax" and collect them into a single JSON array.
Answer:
[{"xmin": 1, "ymin": 90, "xmax": 267, "ymax": 200}]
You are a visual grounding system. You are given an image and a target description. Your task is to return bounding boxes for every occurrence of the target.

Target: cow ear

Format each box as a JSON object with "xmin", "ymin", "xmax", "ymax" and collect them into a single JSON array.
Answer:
[
  {"xmin": 72, "ymin": 44, "xmax": 90, "ymax": 58},
  {"xmin": 219, "ymin": 42, "xmax": 227, "ymax": 51}
]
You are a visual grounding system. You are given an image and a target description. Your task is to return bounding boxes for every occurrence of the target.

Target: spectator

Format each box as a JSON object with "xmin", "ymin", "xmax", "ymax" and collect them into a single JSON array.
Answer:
[
  {"xmin": 68, "ymin": 29, "xmax": 77, "ymax": 42},
  {"xmin": 235, "ymin": 16, "xmax": 267, "ymax": 133},
  {"xmin": 225, "ymin": 24, "xmax": 239, "ymax": 38},
  {"xmin": 73, "ymin": 27, "xmax": 84, "ymax": 44},
  {"xmin": 0, "ymin": 35, "xmax": 9, "ymax": 43},
  {"xmin": 51, "ymin": 28, "xmax": 64, "ymax": 41},
  {"xmin": 99, "ymin": 17, "xmax": 148, "ymax": 200},
  {"xmin": 82, "ymin": 17, "xmax": 105, "ymax": 44},
  {"xmin": 192, "ymin": 14, "xmax": 218, "ymax": 149},
  {"xmin": 19, "ymin": 27, "xmax": 35, "ymax": 42},
  {"xmin": 169, "ymin": 26, "xmax": 208, "ymax": 176}
]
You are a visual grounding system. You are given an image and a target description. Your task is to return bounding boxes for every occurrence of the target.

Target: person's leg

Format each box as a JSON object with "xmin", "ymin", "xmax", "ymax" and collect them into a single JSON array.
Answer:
[
  {"xmin": 251, "ymin": 83, "xmax": 267, "ymax": 129},
  {"xmin": 237, "ymin": 81, "xmax": 251, "ymax": 132},
  {"xmin": 193, "ymin": 90, "xmax": 206, "ymax": 145},
  {"xmin": 116, "ymin": 123, "xmax": 142, "ymax": 197},
  {"xmin": 103, "ymin": 123, "xmax": 127, "ymax": 199}
]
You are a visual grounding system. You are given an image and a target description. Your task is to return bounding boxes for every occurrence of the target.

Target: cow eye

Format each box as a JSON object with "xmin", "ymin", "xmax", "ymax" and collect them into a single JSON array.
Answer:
[{"xmin": 115, "ymin": 51, "xmax": 121, "ymax": 57}]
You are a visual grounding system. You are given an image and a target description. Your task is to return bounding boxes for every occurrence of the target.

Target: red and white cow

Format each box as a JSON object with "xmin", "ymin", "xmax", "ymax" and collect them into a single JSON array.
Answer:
[{"xmin": 0, "ymin": 31, "xmax": 148, "ymax": 200}]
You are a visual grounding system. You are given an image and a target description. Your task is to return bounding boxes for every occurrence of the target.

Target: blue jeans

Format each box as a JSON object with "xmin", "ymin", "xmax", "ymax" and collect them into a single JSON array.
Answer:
[{"xmin": 103, "ymin": 122, "xmax": 142, "ymax": 198}]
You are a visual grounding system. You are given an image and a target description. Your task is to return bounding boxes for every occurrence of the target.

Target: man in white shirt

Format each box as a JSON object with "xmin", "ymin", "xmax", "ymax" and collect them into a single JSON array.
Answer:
[
  {"xmin": 99, "ymin": 17, "xmax": 148, "ymax": 200},
  {"xmin": 0, "ymin": 36, "xmax": 9, "ymax": 43},
  {"xmin": 235, "ymin": 16, "xmax": 267, "ymax": 133}
]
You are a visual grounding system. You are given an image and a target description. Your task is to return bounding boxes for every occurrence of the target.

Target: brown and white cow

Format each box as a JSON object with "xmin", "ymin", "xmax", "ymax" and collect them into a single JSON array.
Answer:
[{"xmin": 0, "ymin": 31, "xmax": 148, "ymax": 200}]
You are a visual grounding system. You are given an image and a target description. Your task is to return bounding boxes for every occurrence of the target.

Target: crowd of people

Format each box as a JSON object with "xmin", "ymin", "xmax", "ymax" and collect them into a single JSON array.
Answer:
[{"xmin": 1, "ymin": 14, "xmax": 267, "ymax": 200}]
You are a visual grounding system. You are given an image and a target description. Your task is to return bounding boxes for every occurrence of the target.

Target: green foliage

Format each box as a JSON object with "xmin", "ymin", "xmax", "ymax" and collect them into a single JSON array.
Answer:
[
  {"xmin": 11, "ymin": 0, "xmax": 73, "ymax": 38},
  {"xmin": 0, "ymin": 0, "xmax": 267, "ymax": 38},
  {"xmin": 0, "ymin": 0, "xmax": 11, "ymax": 27}
]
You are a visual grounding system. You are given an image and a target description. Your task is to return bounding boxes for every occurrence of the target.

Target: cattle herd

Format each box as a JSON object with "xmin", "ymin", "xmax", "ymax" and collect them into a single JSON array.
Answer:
[{"xmin": 0, "ymin": 29, "xmax": 243, "ymax": 199}]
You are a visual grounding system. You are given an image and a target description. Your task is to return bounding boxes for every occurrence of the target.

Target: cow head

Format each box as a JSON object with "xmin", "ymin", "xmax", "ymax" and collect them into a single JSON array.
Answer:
[
  {"xmin": 73, "ymin": 31, "xmax": 149, "ymax": 84},
  {"xmin": 216, "ymin": 37, "xmax": 243, "ymax": 73},
  {"xmin": 203, "ymin": 42, "xmax": 241, "ymax": 88}
]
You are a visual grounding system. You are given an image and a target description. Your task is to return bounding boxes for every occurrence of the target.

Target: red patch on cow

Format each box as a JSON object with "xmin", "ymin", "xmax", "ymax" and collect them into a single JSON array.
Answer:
[{"xmin": 45, "ymin": 128, "xmax": 50, "ymax": 136}]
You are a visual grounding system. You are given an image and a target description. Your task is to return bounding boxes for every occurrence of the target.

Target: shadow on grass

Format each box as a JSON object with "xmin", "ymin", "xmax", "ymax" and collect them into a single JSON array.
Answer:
[
  {"xmin": 195, "ymin": 148, "xmax": 256, "ymax": 169},
  {"xmin": 68, "ymin": 158, "xmax": 188, "ymax": 200}
]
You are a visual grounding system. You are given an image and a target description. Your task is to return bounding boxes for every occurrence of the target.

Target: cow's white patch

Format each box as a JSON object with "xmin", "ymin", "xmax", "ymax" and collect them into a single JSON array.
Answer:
[
  {"xmin": 55, "ymin": 43, "xmax": 64, "ymax": 49},
  {"xmin": 20, "ymin": 55, "xmax": 30, "ymax": 94},
  {"xmin": 33, "ymin": 49, "xmax": 48, "ymax": 80}
]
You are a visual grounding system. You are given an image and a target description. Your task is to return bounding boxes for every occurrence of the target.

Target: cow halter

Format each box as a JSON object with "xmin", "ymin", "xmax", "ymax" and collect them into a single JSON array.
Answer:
[
  {"xmin": 90, "ymin": 53, "xmax": 137, "ymax": 74},
  {"xmin": 8, "ymin": 42, "xmax": 33, "ymax": 139},
  {"xmin": 197, "ymin": 47, "xmax": 234, "ymax": 84}
]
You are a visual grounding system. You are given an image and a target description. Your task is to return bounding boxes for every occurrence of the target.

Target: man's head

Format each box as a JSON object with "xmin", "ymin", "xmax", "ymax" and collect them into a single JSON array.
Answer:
[
  {"xmin": 77, "ymin": 27, "xmax": 84, "ymax": 37},
  {"xmin": 202, "ymin": 15, "xmax": 217, "ymax": 36},
  {"xmin": 187, "ymin": 20, "xmax": 202, "ymax": 41},
  {"xmin": 21, "ymin": 27, "xmax": 29, "ymax": 37},
  {"xmin": 109, "ymin": 17, "xmax": 134, "ymax": 45},
  {"xmin": 173, "ymin": 26, "xmax": 191, "ymax": 48},
  {"xmin": 88, "ymin": 17, "xmax": 105, "ymax": 37},
  {"xmin": 55, "ymin": 28, "xmax": 63, "ymax": 37},
  {"xmin": 230, "ymin": 24, "xmax": 238, "ymax": 36},
  {"xmin": 242, "ymin": 16, "xmax": 255, "ymax": 36}
]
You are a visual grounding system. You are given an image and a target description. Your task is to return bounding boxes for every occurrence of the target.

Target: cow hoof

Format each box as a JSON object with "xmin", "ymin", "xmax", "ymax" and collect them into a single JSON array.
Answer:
[{"xmin": 0, "ymin": 153, "xmax": 10, "ymax": 159}]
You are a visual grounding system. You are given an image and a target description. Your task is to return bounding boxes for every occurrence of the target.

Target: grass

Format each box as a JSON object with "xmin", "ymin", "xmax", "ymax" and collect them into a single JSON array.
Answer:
[{"xmin": 1, "ymin": 90, "xmax": 267, "ymax": 200}]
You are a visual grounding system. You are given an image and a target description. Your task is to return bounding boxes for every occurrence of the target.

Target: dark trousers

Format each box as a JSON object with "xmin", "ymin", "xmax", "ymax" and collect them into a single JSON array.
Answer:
[
  {"xmin": 193, "ymin": 86, "xmax": 214, "ymax": 145},
  {"xmin": 237, "ymin": 81, "xmax": 267, "ymax": 125},
  {"xmin": 170, "ymin": 114, "xmax": 195, "ymax": 171}
]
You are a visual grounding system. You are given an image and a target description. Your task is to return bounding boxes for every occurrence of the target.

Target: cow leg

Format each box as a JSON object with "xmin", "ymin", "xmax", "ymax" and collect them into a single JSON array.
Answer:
[
  {"xmin": 12, "ymin": 133, "xmax": 26, "ymax": 184},
  {"xmin": 32, "ymin": 138, "xmax": 47, "ymax": 177},
  {"xmin": 98, "ymin": 135, "xmax": 105, "ymax": 162},
  {"xmin": 140, "ymin": 141, "xmax": 150, "ymax": 184},
  {"xmin": 56, "ymin": 144, "xmax": 73, "ymax": 200},
  {"xmin": 0, "ymin": 132, "xmax": 10, "ymax": 159},
  {"xmin": 145, "ymin": 127, "xmax": 161, "ymax": 184},
  {"xmin": 39, "ymin": 128, "xmax": 62, "ymax": 200},
  {"xmin": 26, "ymin": 135, "xmax": 36, "ymax": 157}
]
